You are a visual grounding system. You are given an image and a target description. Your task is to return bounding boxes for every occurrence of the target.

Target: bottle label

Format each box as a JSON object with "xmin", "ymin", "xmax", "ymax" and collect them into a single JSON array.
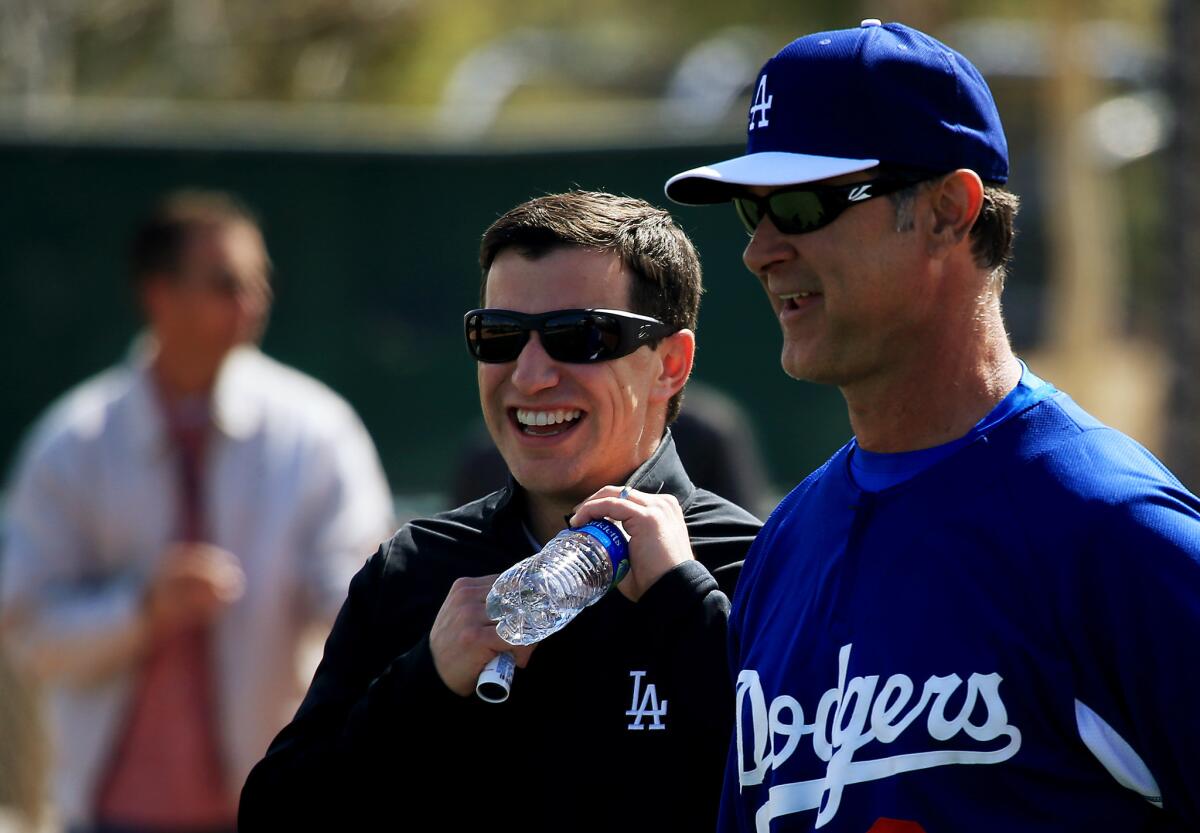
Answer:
[{"xmin": 575, "ymin": 518, "xmax": 630, "ymax": 587}]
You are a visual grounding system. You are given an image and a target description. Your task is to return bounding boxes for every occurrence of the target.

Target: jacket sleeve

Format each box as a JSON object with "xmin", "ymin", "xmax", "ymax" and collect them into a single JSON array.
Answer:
[
  {"xmin": 637, "ymin": 560, "xmax": 732, "ymax": 631},
  {"xmin": 632, "ymin": 494, "xmax": 758, "ymax": 713},
  {"xmin": 0, "ymin": 430, "xmax": 149, "ymax": 685},
  {"xmin": 636, "ymin": 559, "xmax": 738, "ymax": 703},
  {"xmin": 238, "ymin": 543, "xmax": 484, "ymax": 830},
  {"xmin": 291, "ymin": 403, "xmax": 395, "ymax": 624},
  {"xmin": 628, "ymin": 535, "xmax": 749, "ymax": 825}
]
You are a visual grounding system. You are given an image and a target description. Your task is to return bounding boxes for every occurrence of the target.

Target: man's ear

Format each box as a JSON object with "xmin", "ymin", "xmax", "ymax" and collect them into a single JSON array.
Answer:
[
  {"xmin": 927, "ymin": 169, "xmax": 984, "ymax": 257},
  {"xmin": 651, "ymin": 328, "xmax": 696, "ymax": 403}
]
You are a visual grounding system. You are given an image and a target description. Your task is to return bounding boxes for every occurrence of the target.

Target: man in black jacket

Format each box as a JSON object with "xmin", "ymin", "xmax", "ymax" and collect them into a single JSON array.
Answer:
[{"xmin": 239, "ymin": 191, "xmax": 762, "ymax": 831}]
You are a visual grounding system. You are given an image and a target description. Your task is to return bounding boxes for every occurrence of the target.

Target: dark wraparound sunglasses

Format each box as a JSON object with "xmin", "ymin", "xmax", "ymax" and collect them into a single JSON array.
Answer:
[
  {"xmin": 733, "ymin": 174, "xmax": 934, "ymax": 236},
  {"xmin": 464, "ymin": 308, "xmax": 676, "ymax": 364}
]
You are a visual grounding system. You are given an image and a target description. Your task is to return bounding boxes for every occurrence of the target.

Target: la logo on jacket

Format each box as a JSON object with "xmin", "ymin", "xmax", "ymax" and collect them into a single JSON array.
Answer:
[{"xmin": 626, "ymin": 670, "xmax": 667, "ymax": 730}]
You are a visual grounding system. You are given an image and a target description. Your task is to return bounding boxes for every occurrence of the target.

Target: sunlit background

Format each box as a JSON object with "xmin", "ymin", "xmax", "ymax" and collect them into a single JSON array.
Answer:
[{"xmin": 2, "ymin": 0, "xmax": 1198, "ymax": 828}]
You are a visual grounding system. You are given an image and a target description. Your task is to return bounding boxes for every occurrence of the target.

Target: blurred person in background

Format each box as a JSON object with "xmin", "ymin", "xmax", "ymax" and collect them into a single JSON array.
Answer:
[
  {"xmin": 0, "ymin": 190, "xmax": 394, "ymax": 833},
  {"xmin": 239, "ymin": 191, "xmax": 762, "ymax": 831},
  {"xmin": 667, "ymin": 19, "xmax": 1200, "ymax": 833}
]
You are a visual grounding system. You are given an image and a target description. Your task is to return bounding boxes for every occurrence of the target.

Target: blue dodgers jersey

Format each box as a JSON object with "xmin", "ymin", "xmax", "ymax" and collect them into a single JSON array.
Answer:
[{"xmin": 721, "ymin": 390, "xmax": 1200, "ymax": 832}]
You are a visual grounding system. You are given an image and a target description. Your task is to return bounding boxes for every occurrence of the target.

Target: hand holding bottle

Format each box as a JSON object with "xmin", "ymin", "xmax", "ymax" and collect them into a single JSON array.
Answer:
[
  {"xmin": 569, "ymin": 485, "xmax": 694, "ymax": 602},
  {"xmin": 485, "ymin": 518, "xmax": 628, "ymax": 647},
  {"xmin": 429, "ymin": 574, "xmax": 536, "ymax": 697},
  {"xmin": 477, "ymin": 485, "xmax": 696, "ymax": 700}
]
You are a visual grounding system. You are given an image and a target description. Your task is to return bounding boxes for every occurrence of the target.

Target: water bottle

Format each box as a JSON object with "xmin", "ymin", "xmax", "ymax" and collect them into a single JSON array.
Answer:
[{"xmin": 485, "ymin": 518, "xmax": 629, "ymax": 646}]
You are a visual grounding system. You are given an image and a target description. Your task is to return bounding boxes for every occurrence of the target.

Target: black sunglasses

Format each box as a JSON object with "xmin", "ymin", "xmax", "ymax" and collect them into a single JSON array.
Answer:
[
  {"xmin": 733, "ymin": 174, "xmax": 933, "ymax": 236},
  {"xmin": 464, "ymin": 308, "xmax": 675, "ymax": 364}
]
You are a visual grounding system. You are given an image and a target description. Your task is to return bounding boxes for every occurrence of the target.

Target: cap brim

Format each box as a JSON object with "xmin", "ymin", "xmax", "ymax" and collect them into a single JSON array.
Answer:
[{"xmin": 665, "ymin": 151, "xmax": 880, "ymax": 205}]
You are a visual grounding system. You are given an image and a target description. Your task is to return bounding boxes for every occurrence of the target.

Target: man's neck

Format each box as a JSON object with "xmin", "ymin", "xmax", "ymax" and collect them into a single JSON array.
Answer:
[
  {"xmin": 152, "ymin": 350, "xmax": 222, "ymax": 400},
  {"xmin": 519, "ymin": 431, "xmax": 663, "ymax": 544},
  {"xmin": 525, "ymin": 494, "xmax": 577, "ymax": 546},
  {"xmin": 844, "ymin": 314, "xmax": 1021, "ymax": 453}
]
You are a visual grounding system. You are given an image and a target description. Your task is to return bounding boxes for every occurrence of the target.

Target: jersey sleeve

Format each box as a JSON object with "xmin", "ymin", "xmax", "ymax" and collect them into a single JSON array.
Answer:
[{"xmin": 1067, "ymin": 456, "xmax": 1200, "ymax": 826}]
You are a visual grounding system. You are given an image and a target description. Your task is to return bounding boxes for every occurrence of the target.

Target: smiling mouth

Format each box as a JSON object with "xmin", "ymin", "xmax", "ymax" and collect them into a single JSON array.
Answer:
[
  {"xmin": 778, "ymin": 291, "xmax": 821, "ymax": 312},
  {"xmin": 512, "ymin": 407, "xmax": 584, "ymax": 437}
]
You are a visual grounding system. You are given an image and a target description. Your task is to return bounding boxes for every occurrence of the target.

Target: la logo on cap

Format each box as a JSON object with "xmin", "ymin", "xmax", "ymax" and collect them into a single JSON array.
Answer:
[
  {"xmin": 665, "ymin": 20, "xmax": 1010, "ymax": 206},
  {"xmin": 749, "ymin": 75, "xmax": 772, "ymax": 131}
]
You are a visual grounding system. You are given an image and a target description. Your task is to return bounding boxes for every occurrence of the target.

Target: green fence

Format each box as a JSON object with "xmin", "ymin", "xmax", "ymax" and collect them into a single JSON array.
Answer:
[{"xmin": 1, "ymin": 138, "xmax": 863, "ymax": 503}]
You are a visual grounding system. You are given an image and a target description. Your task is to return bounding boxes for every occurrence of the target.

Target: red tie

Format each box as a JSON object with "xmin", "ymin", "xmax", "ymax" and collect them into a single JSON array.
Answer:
[
  {"xmin": 94, "ymin": 395, "xmax": 235, "ymax": 826},
  {"xmin": 175, "ymin": 420, "xmax": 206, "ymax": 543}
]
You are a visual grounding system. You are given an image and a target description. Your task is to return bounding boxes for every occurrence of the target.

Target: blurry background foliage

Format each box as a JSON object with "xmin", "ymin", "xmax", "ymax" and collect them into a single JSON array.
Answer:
[{"xmin": 2, "ymin": 0, "xmax": 1193, "ymax": 517}]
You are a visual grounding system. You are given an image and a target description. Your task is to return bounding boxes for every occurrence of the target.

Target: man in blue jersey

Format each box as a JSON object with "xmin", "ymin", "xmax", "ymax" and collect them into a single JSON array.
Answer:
[{"xmin": 666, "ymin": 19, "xmax": 1200, "ymax": 833}]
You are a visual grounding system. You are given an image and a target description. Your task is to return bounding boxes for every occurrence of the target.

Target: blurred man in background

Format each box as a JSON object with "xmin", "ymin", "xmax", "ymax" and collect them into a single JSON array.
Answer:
[
  {"xmin": 667, "ymin": 19, "xmax": 1200, "ymax": 833},
  {"xmin": 239, "ymin": 191, "xmax": 762, "ymax": 831},
  {"xmin": 0, "ymin": 190, "xmax": 393, "ymax": 833}
]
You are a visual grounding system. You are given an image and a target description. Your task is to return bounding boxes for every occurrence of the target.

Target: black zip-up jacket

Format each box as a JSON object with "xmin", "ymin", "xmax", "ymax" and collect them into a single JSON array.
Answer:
[{"xmin": 239, "ymin": 434, "xmax": 762, "ymax": 831}]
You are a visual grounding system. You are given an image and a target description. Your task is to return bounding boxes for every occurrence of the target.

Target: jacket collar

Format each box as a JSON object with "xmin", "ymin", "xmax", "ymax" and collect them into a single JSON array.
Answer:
[
  {"xmin": 123, "ymin": 337, "xmax": 265, "ymax": 459},
  {"xmin": 621, "ymin": 428, "xmax": 695, "ymax": 502}
]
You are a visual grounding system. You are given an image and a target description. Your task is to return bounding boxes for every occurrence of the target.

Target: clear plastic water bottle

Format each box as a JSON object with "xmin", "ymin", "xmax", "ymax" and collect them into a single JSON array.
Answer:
[{"xmin": 486, "ymin": 518, "xmax": 629, "ymax": 646}]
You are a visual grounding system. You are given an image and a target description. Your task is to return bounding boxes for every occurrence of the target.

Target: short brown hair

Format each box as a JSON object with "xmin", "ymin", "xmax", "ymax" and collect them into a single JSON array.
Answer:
[
  {"xmin": 129, "ymin": 190, "xmax": 265, "ymax": 287},
  {"xmin": 479, "ymin": 191, "xmax": 702, "ymax": 423},
  {"xmin": 971, "ymin": 185, "xmax": 1020, "ymax": 290},
  {"xmin": 890, "ymin": 176, "xmax": 1019, "ymax": 290}
]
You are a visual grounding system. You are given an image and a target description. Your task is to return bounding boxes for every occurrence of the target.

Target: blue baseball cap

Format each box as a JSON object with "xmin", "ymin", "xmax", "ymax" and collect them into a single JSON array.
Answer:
[{"xmin": 665, "ymin": 19, "xmax": 1009, "ymax": 204}]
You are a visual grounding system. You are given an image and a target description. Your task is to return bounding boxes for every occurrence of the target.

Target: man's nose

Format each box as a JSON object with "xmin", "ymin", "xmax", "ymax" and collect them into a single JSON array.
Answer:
[
  {"xmin": 509, "ymin": 332, "xmax": 560, "ymax": 394},
  {"xmin": 743, "ymin": 215, "xmax": 796, "ymax": 277}
]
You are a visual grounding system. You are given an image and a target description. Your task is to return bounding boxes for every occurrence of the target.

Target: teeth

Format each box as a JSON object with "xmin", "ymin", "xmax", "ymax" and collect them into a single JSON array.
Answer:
[
  {"xmin": 780, "ymin": 291, "xmax": 815, "ymax": 300},
  {"xmin": 516, "ymin": 409, "xmax": 582, "ymax": 426}
]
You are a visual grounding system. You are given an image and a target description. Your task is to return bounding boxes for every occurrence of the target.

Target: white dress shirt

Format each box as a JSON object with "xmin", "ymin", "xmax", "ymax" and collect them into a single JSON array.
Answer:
[{"xmin": 1, "ymin": 343, "xmax": 394, "ymax": 827}]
